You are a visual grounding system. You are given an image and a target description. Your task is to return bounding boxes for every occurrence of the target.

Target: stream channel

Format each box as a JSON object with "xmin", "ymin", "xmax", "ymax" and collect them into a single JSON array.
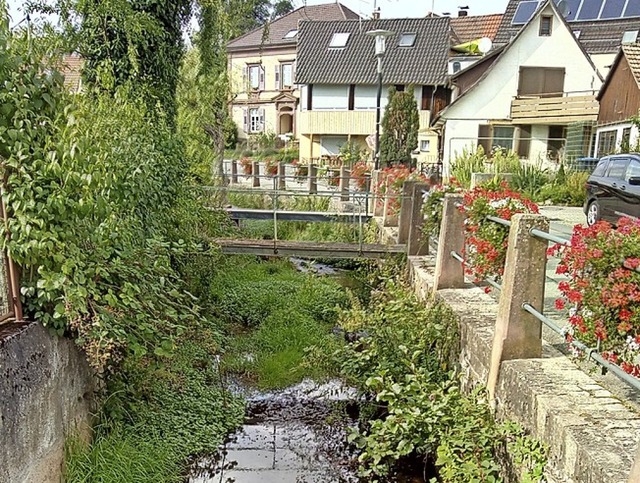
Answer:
[{"xmin": 189, "ymin": 259, "xmax": 425, "ymax": 483}]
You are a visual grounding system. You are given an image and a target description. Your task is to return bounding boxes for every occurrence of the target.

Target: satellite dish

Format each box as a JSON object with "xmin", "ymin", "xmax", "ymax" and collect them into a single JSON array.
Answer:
[
  {"xmin": 555, "ymin": 0, "xmax": 569, "ymax": 16},
  {"xmin": 478, "ymin": 37, "xmax": 493, "ymax": 54}
]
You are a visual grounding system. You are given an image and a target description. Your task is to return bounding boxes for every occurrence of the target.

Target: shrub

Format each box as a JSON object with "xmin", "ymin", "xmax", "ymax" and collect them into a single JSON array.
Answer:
[
  {"xmin": 510, "ymin": 162, "xmax": 549, "ymax": 200},
  {"xmin": 450, "ymin": 146, "xmax": 487, "ymax": 188}
]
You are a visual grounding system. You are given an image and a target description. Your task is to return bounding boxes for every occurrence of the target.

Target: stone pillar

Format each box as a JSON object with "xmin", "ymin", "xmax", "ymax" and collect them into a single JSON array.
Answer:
[
  {"xmin": 407, "ymin": 183, "xmax": 430, "ymax": 256},
  {"xmin": 432, "ymin": 194, "xmax": 465, "ymax": 289},
  {"xmin": 278, "ymin": 161, "xmax": 286, "ymax": 191},
  {"xmin": 487, "ymin": 214, "xmax": 549, "ymax": 401},
  {"xmin": 339, "ymin": 166, "xmax": 350, "ymax": 201},
  {"xmin": 230, "ymin": 159, "xmax": 238, "ymax": 184},
  {"xmin": 398, "ymin": 180, "xmax": 417, "ymax": 244},
  {"xmin": 382, "ymin": 176, "xmax": 398, "ymax": 227},
  {"xmin": 629, "ymin": 446, "xmax": 640, "ymax": 483},
  {"xmin": 252, "ymin": 161, "xmax": 260, "ymax": 188},
  {"xmin": 370, "ymin": 170, "xmax": 381, "ymax": 215},
  {"xmin": 308, "ymin": 164, "xmax": 317, "ymax": 195}
]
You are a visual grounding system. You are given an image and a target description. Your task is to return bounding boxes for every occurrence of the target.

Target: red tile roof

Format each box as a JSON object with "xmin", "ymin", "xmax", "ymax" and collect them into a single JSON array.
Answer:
[
  {"xmin": 623, "ymin": 43, "xmax": 640, "ymax": 90},
  {"xmin": 228, "ymin": 2, "xmax": 360, "ymax": 51},
  {"xmin": 450, "ymin": 14, "xmax": 504, "ymax": 44}
]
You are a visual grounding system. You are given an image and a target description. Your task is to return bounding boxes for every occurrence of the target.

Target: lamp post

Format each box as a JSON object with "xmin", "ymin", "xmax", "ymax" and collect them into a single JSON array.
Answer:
[{"xmin": 366, "ymin": 29, "xmax": 394, "ymax": 170}]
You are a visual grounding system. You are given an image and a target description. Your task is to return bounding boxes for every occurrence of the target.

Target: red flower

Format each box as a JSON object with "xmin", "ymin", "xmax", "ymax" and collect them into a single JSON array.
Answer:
[{"xmin": 555, "ymin": 298, "xmax": 565, "ymax": 310}]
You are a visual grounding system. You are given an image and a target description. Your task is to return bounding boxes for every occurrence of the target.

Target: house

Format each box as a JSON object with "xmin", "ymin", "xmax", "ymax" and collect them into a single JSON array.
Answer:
[
  {"xmin": 594, "ymin": 43, "xmax": 640, "ymax": 156},
  {"xmin": 494, "ymin": 0, "xmax": 640, "ymax": 76},
  {"xmin": 449, "ymin": 12, "xmax": 503, "ymax": 75},
  {"xmin": 226, "ymin": 3, "xmax": 359, "ymax": 145},
  {"xmin": 436, "ymin": 0, "xmax": 603, "ymax": 174},
  {"xmin": 294, "ymin": 16, "xmax": 451, "ymax": 166}
]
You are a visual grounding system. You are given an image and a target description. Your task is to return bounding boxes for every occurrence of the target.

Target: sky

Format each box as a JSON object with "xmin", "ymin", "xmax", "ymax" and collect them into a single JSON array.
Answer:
[{"xmin": 7, "ymin": 0, "xmax": 512, "ymax": 25}]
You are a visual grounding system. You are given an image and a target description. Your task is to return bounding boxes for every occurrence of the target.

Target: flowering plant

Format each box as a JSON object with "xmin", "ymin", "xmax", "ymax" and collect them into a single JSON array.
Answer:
[
  {"xmin": 291, "ymin": 159, "xmax": 308, "ymax": 179},
  {"xmin": 350, "ymin": 161, "xmax": 371, "ymax": 190},
  {"xmin": 420, "ymin": 179, "xmax": 463, "ymax": 243},
  {"xmin": 549, "ymin": 217, "xmax": 640, "ymax": 376},
  {"xmin": 264, "ymin": 158, "xmax": 279, "ymax": 176},
  {"xmin": 374, "ymin": 165, "xmax": 429, "ymax": 216},
  {"xmin": 327, "ymin": 169, "xmax": 340, "ymax": 187},
  {"xmin": 239, "ymin": 157, "xmax": 252, "ymax": 175},
  {"xmin": 459, "ymin": 182, "xmax": 539, "ymax": 285}
]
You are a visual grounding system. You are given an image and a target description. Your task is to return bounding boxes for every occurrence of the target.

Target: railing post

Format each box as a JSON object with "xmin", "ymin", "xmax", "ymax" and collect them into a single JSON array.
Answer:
[
  {"xmin": 278, "ymin": 161, "xmax": 286, "ymax": 191},
  {"xmin": 487, "ymin": 214, "xmax": 549, "ymax": 402},
  {"xmin": 398, "ymin": 180, "xmax": 417, "ymax": 244},
  {"xmin": 339, "ymin": 166, "xmax": 350, "ymax": 201},
  {"xmin": 252, "ymin": 161, "xmax": 260, "ymax": 188},
  {"xmin": 230, "ymin": 159, "xmax": 238, "ymax": 184},
  {"xmin": 432, "ymin": 194, "xmax": 465, "ymax": 289},
  {"xmin": 308, "ymin": 164, "xmax": 317, "ymax": 195},
  {"xmin": 407, "ymin": 182, "xmax": 430, "ymax": 256}
]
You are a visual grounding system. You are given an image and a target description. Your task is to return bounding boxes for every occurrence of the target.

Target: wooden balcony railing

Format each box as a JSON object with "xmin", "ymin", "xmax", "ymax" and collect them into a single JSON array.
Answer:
[{"xmin": 510, "ymin": 93, "xmax": 599, "ymax": 124}]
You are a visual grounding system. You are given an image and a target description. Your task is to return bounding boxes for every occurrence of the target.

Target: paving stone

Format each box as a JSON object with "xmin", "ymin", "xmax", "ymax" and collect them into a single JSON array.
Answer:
[
  {"xmin": 220, "ymin": 469, "xmax": 332, "ymax": 483},
  {"xmin": 275, "ymin": 425, "xmax": 319, "ymax": 450},
  {"xmin": 273, "ymin": 448, "xmax": 324, "ymax": 470},
  {"xmin": 224, "ymin": 449, "xmax": 274, "ymax": 470},
  {"xmin": 226, "ymin": 424, "xmax": 275, "ymax": 450}
]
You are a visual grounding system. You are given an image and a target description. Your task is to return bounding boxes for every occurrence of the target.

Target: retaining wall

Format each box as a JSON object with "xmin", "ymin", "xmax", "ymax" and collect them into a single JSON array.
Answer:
[
  {"xmin": 0, "ymin": 321, "xmax": 95, "ymax": 483},
  {"xmin": 408, "ymin": 256, "xmax": 640, "ymax": 483}
]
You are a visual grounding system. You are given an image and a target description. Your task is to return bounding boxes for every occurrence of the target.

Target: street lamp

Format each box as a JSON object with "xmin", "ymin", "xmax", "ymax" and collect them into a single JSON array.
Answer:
[{"xmin": 365, "ymin": 28, "xmax": 394, "ymax": 170}]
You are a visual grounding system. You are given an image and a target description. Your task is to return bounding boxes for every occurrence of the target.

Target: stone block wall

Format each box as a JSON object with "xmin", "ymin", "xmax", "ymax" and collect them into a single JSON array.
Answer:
[{"xmin": 0, "ymin": 321, "xmax": 95, "ymax": 483}]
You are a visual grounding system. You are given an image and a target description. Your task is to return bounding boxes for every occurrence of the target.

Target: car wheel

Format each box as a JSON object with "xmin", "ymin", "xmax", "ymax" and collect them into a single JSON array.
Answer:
[{"xmin": 586, "ymin": 201, "xmax": 600, "ymax": 226}]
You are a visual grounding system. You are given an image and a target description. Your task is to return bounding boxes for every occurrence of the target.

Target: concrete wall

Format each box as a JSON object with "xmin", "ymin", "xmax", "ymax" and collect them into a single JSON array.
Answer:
[
  {"xmin": 0, "ymin": 321, "xmax": 95, "ymax": 483},
  {"xmin": 406, "ymin": 257, "xmax": 640, "ymax": 483}
]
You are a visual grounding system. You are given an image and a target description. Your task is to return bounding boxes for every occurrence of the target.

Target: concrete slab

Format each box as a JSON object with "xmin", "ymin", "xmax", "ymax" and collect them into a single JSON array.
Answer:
[
  {"xmin": 275, "ymin": 426, "xmax": 319, "ymax": 450},
  {"xmin": 224, "ymin": 449, "xmax": 274, "ymax": 470},
  {"xmin": 219, "ymin": 469, "xmax": 330, "ymax": 483},
  {"xmin": 226, "ymin": 425, "xmax": 275, "ymax": 450}
]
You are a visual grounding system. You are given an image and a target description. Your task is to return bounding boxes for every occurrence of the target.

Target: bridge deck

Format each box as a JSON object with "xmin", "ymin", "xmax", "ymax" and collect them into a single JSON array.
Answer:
[
  {"xmin": 225, "ymin": 208, "xmax": 371, "ymax": 223},
  {"xmin": 214, "ymin": 239, "xmax": 405, "ymax": 259}
]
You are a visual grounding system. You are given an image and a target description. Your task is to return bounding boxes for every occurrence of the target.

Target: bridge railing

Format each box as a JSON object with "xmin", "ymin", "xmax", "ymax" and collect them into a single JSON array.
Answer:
[{"xmin": 429, "ymin": 193, "xmax": 640, "ymax": 397}]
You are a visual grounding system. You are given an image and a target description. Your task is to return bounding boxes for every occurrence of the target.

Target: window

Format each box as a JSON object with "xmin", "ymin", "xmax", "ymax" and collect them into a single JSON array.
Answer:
[
  {"xmin": 622, "ymin": 30, "xmax": 639, "ymax": 43},
  {"xmin": 626, "ymin": 160, "xmax": 640, "ymax": 180},
  {"xmin": 548, "ymin": 125, "xmax": 566, "ymax": 160},
  {"xmin": 607, "ymin": 158, "xmax": 629, "ymax": 179},
  {"xmin": 399, "ymin": 33, "xmax": 416, "ymax": 47},
  {"xmin": 573, "ymin": 30, "xmax": 581, "ymax": 39},
  {"xmin": 452, "ymin": 61, "xmax": 461, "ymax": 73},
  {"xmin": 493, "ymin": 126, "xmax": 515, "ymax": 151},
  {"xmin": 539, "ymin": 15, "xmax": 552, "ymax": 36},
  {"xmin": 329, "ymin": 33, "xmax": 350, "ymax": 48},
  {"xmin": 247, "ymin": 64, "xmax": 263, "ymax": 90},
  {"xmin": 249, "ymin": 108, "xmax": 264, "ymax": 133},
  {"xmin": 518, "ymin": 67, "xmax": 565, "ymax": 97},
  {"xmin": 592, "ymin": 159, "xmax": 608, "ymax": 177},
  {"xmin": 517, "ymin": 125, "xmax": 532, "ymax": 158},
  {"xmin": 420, "ymin": 140, "xmax": 431, "ymax": 152},
  {"xmin": 280, "ymin": 63, "xmax": 293, "ymax": 89},
  {"xmin": 622, "ymin": 127, "xmax": 632, "ymax": 151},
  {"xmin": 283, "ymin": 29, "xmax": 298, "ymax": 39},
  {"xmin": 597, "ymin": 130, "xmax": 617, "ymax": 157}
]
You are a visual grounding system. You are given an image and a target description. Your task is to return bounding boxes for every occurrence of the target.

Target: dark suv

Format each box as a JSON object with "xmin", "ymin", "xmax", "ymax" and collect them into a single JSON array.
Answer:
[{"xmin": 584, "ymin": 153, "xmax": 640, "ymax": 226}]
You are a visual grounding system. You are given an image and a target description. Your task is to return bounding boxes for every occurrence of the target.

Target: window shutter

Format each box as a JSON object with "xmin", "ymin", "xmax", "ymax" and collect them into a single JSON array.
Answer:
[
  {"xmin": 292, "ymin": 61, "xmax": 296, "ymax": 87},
  {"xmin": 243, "ymin": 65, "xmax": 248, "ymax": 90},
  {"xmin": 243, "ymin": 108, "xmax": 248, "ymax": 133},
  {"xmin": 275, "ymin": 65, "xmax": 280, "ymax": 90},
  {"xmin": 259, "ymin": 66, "xmax": 265, "ymax": 90},
  {"xmin": 259, "ymin": 108, "xmax": 265, "ymax": 132}
]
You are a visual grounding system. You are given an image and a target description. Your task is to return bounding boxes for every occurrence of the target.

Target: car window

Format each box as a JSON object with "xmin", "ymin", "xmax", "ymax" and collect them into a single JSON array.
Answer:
[
  {"xmin": 592, "ymin": 159, "xmax": 608, "ymax": 176},
  {"xmin": 626, "ymin": 160, "xmax": 640, "ymax": 180},
  {"xmin": 606, "ymin": 158, "xmax": 629, "ymax": 180}
]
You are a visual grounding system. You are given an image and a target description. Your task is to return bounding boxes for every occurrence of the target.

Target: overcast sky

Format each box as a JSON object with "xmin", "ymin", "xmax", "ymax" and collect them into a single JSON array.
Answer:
[{"xmin": 7, "ymin": 0, "xmax": 511, "ymax": 25}]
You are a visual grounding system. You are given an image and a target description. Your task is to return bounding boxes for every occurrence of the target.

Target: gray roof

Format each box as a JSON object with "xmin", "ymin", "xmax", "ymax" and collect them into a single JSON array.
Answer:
[
  {"xmin": 494, "ymin": 0, "xmax": 640, "ymax": 55},
  {"xmin": 227, "ymin": 3, "xmax": 360, "ymax": 51},
  {"xmin": 295, "ymin": 17, "xmax": 451, "ymax": 86}
]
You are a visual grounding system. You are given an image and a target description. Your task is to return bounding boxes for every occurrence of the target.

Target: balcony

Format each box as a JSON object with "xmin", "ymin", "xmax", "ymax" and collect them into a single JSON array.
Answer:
[
  {"xmin": 510, "ymin": 93, "xmax": 599, "ymax": 124},
  {"xmin": 299, "ymin": 110, "xmax": 431, "ymax": 136}
]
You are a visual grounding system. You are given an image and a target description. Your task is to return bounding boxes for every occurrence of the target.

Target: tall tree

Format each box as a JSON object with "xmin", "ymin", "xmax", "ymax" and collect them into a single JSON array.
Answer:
[{"xmin": 380, "ymin": 86, "xmax": 420, "ymax": 167}]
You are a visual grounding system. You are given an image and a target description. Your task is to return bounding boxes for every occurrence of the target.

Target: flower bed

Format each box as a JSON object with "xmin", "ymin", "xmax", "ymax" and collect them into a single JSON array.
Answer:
[
  {"xmin": 549, "ymin": 218, "xmax": 640, "ymax": 376},
  {"xmin": 239, "ymin": 157, "xmax": 252, "ymax": 176},
  {"xmin": 459, "ymin": 182, "xmax": 539, "ymax": 286},
  {"xmin": 420, "ymin": 180, "xmax": 463, "ymax": 242},
  {"xmin": 265, "ymin": 158, "xmax": 279, "ymax": 177},
  {"xmin": 374, "ymin": 165, "xmax": 429, "ymax": 216}
]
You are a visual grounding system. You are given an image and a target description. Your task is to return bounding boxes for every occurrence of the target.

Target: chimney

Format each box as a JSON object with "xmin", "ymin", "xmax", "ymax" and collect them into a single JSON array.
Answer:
[
  {"xmin": 372, "ymin": 7, "xmax": 381, "ymax": 19},
  {"xmin": 458, "ymin": 5, "xmax": 469, "ymax": 17}
]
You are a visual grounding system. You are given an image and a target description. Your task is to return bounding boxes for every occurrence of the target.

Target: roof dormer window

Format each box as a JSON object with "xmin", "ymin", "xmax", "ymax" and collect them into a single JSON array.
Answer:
[
  {"xmin": 283, "ymin": 29, "xmax": 298, "ymax": 39},
  {"xmin": 329, "ymin": 32, "xmax": 350, "ymax": 48},
  {"xmin": 622, "ymin": 30, "xmax": 639, "ymax": 44},
  {"xmin": 399, "ymin": 33, "xmax": 417, "ymax": 47}
]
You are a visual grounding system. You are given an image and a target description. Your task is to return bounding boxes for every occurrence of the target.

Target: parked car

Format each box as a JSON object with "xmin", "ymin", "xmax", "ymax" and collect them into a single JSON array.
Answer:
[{"xmin": 584, "ymin": 153, "xmax": 640, "ymax": 226}]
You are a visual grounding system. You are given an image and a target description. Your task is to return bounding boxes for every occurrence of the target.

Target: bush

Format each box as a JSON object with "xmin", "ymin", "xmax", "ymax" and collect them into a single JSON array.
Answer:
[
  {"xmin": 224, "ymin": 117, "xmax": 238, "ymax": 149},
  {"xmin": 450, "ymin": 146, "xmax": 487, "ymax": 188}
]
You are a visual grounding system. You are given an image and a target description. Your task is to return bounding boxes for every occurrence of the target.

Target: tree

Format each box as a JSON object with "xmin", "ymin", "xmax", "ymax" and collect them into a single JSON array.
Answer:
[{"xmin": 380, "ymin": 86, "xmax": 420, "ymax": 167}]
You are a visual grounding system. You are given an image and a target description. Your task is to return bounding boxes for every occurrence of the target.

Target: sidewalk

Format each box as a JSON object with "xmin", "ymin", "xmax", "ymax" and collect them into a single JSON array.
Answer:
[{"xmin": 538, "ymin": 205, "xmax": 585, "ymax": 238}]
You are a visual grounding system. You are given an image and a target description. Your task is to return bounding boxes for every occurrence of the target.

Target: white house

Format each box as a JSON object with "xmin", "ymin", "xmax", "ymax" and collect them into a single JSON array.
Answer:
[{"xmin": 436, "ymin": 0, "xmax": 603, "ymax": 175}]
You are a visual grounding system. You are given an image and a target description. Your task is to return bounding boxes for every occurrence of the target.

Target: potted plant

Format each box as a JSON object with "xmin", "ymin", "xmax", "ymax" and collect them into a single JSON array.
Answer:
[{"xmin": 239, "ymin": 157, "xmax": 253, "ymax": 176}]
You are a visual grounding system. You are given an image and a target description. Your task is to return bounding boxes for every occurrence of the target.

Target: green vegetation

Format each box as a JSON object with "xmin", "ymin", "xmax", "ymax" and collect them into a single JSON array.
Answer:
[
  {"xmin": 380, "ymin": 86, "xmax": 420, "ymax": 167},
  {"xmin": 334, "ymin": 278, "xmax": 548, "ymax": 482}
]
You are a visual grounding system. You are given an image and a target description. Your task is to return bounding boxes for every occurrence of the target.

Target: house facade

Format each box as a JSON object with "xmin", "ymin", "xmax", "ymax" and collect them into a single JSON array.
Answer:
[
  {"xmin": 226, "ymin": 3, "xmax": 359, "ymax": 144},
  {"xmin": 294, "ymin": 17, "xmax": 451, "ymax": 166},
  {"xmin": 594, "ymin": 43, "xmax": 640, "ymax": 156},
  {"xmin": 437, "ymin": 0, "xmax": 603, "ymax": 174}
]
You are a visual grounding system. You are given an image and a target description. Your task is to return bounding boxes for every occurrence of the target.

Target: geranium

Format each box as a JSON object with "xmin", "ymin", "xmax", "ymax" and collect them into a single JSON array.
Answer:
[
  {"xmin": 548, "ymin": 217, "xmax": 640, "ymax": 376},
  {"xmin": 350, "ymin": 161, "xmax": 371, "ymax": 190},
  {"xmin": 239, "ymin": 157, "xmax": 252, "ymax": 175},
  {"xmin": 291, "ymin": 159, "xmax": 307, "ymax": 179},
  {"xmin": 264, "ymin": 158, "xmax": 279, "ymax": 177},
  {"xmin": 420, "ymin": 179, "xmax": 463, "ymax": 243},
  {"xmin": 374, "ymin": 165, "xmax": 429, "ymax": 216},
  {"xmin": 459, "ymin": 181, "xmax": 539, "ymax": 284}
]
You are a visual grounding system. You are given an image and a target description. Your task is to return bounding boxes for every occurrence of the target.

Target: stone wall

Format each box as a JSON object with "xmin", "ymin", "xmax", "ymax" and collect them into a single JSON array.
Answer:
[
  {"xmin": 0, "ymin": 321, "xmax": 95, "ymax": 483},
  {"xmin": 408, "ymin": 256, "xmax": 640, "ymax": 483}
]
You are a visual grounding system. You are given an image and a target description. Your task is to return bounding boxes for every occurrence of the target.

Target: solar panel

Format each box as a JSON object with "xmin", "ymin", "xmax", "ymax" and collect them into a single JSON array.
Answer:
[
  {"xmin": 512, "ymin": 1, "xmax": 540, "ymax": 25},
  {"xmin": 600, "ymin": 0, "xmax": 625, "ymax": 19},
  {"xmin": 562, "ymin": 0, "xmax": 582, "ymax": 20},
  {"xmin": 623, "ymin": 1, "xmax": 640, "ymax": 18},
  {"xmin": 576, "ymin": 0, "xmax": 603, "ymax": 20}
]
